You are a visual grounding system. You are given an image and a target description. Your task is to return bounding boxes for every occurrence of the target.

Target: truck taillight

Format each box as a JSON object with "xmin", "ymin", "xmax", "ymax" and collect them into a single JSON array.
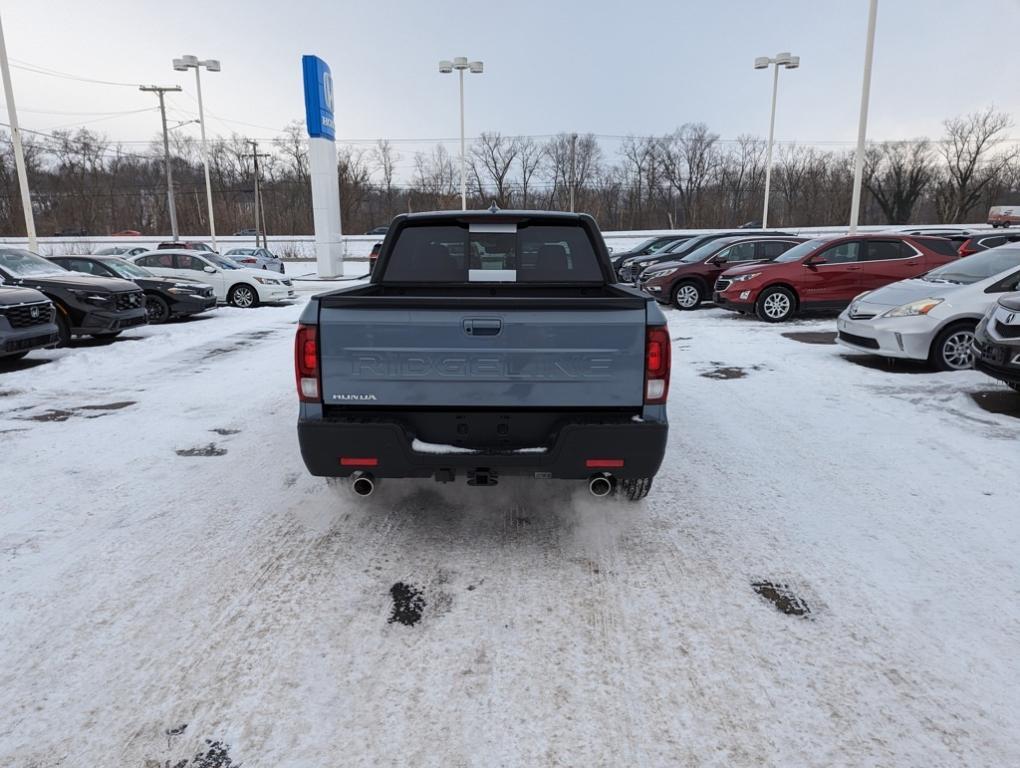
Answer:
[
  {"xmin": 295, "ymin": 324, "xmax": 319, "ymax": 402},
  {"xmin": 644, "ymin": 326, "xmax": 670, "ymax": 404},
  {"xmin": 958, "ymin": 239, "xmax": 977, "ymax": 256}
]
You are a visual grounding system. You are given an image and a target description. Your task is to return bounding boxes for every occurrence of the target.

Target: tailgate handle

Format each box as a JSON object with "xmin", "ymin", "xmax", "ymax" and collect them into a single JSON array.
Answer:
[{"xmin": 463, "ymin": 318, "xmax": 502, "ymax": 336}]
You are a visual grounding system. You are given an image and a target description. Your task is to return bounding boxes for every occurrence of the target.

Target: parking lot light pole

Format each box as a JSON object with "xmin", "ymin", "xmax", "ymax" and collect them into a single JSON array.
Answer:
[
  {"xmin": 848, "ymin": 0, "xmax": 879, "ymax": 234},
  {"xmin": 173, "ymin": 55, "xmax": 221, "ymax": 249},
  {"xmin": 0, "ymin": 13, "xmax": 37, "ymax": 251},
  {"xmin": 439, "ymin": 57, "xmax": 483, "ymax": 211},
  {"xmin": 755, "ymin": 52, "xmax": 799, "ymax": 229}
]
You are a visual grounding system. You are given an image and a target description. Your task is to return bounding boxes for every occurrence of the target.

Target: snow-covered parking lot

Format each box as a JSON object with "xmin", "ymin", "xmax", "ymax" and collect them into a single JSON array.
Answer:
[{"xmin": 1, "ymin": 293, "xmax": 1018, "ymax": 767}]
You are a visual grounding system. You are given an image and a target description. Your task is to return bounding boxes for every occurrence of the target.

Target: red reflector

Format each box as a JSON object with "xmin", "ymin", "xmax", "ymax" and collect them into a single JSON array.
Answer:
[
  {"xmin": 586, "ymin": 459, "xmax": 624, "ymax": 468},
  {"xmin": 340, "ymin": 457, "xmax": 379, "ymax": 467}
]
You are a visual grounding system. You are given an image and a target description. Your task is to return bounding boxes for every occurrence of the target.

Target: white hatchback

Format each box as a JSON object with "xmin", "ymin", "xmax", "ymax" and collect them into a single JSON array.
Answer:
[
  {"xmin": 837, "ymin": 246, "xmax": 1020, "ymax": 370},
  {"xmin": 128, "ymin": 249, "xmax": 294, "ymax": 308}
]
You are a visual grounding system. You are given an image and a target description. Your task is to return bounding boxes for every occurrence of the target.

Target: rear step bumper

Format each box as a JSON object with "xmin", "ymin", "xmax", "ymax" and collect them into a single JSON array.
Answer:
[{"xmin": 298, "ymin": 417, "xmax": 668, "ymax": 480}]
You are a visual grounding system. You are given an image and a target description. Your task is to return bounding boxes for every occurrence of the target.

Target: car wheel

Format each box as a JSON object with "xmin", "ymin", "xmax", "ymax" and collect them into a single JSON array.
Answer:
[
  {"xmin": 930, "ymin": 322, "xmax": 976, "ymax": 371},
  {"xmin": 229, "ymin": 284, "xmax": 259, "ymax": 308},
  {"xmin": 672, "ymin": 281, "xmax": 703, "ymax": 310},
  {"xmin": 620, "ymin": 477, "xmax": 652, "ymax": 501},
  {"xmin": 145, "ymin": 294, "xmax": 171, "ymax": 324},
  {"xmin": 755, "ymin": 286, "xmax": 796, "ymax": 322},
  {"xmin": 55, "ymin": 312, "xmax": 71, "ymax": 347}
]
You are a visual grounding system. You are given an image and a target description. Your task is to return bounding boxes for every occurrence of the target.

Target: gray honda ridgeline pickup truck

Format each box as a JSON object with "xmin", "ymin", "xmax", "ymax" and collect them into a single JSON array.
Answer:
[{"xmin": 296, "ymin": 210, "xmax": 670, "ymax": 501}]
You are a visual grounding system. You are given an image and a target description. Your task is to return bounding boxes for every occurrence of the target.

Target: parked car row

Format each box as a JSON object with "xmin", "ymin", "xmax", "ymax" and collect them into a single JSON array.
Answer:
[
  {"xmin": 620, "ymin": 226, "xmax": 1020, "ymax": 392},
  {"xmin": 0, "ymin": 245, "xmax": 295, "ymax": 363}
]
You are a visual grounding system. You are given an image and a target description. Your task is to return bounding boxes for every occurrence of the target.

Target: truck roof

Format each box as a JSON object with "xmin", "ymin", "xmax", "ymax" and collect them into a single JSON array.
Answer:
[{"xmin": 395, "ymin": 209, "xmax": 590, "ymax": 224}]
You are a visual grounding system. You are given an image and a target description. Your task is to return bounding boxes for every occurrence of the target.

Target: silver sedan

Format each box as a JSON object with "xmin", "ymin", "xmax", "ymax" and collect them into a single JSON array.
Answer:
[
  {"xmin": 223, "ymin": 247, "xmax": 285, "ymax": 273},
  {"xmin": 836, "ymin": 246, "xmax": 1020, "ymax": 370}
]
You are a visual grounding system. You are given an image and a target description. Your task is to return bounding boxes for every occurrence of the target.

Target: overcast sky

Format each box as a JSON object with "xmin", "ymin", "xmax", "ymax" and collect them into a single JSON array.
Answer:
[{"xmin": 3, "ymin": 0, "xmax": 1020, "ymax": 167}]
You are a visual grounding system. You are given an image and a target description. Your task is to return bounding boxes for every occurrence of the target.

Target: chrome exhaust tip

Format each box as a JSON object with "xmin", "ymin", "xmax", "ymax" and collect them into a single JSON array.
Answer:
[
  {"xmin": 351, "ymin": 471, "xmax": 376, "ymax": 497},
  {"xmin": 588, "ymin": 473, "xmax": 614, "ymax": 498}
]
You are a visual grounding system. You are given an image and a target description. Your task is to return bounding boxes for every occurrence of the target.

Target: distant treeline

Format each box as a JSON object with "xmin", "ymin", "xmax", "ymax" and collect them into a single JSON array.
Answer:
[{"xmin": 2, "ymin": 108, "xmax": 1018, "ymax": 237}]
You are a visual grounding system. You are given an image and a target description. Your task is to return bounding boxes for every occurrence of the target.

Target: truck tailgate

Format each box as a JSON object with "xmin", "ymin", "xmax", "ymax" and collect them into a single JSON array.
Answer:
[{"xmin": 318, "ymin": 306, "xmax": 646, "ymax": 408}]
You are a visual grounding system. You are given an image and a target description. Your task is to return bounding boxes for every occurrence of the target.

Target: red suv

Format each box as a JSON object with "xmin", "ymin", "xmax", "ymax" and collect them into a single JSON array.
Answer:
[{"xmin": 714, "ymin": 234, "xmax": 960, "ymax": 322}]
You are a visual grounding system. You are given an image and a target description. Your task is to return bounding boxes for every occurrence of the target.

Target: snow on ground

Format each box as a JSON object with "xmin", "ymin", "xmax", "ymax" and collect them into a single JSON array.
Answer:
[{"xmin": 1, "ymin": 298, "xmax": 1018, "ymax": 767}]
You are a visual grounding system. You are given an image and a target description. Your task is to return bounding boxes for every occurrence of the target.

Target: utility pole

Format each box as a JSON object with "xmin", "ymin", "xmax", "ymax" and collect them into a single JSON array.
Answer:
[
  {"xmin": 569, "ymin": 133, "xmax": 578, "ymax": 213},
  {"xmin": 0, "ymin": 12, "xmax": 37, "ymax": 251},
  {"xmin": 140, "ymin": 85, "xmax": 182, "ymax": 241},
  {"xmin": 248, "ymin": 140, "xmax": 271, "ymax": 248}
]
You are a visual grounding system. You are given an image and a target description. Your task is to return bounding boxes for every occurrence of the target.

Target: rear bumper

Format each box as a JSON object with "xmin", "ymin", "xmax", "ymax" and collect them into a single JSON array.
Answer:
[{"xmin": 297, "ymin": 415, "xmax": 668, "ymax": 480}]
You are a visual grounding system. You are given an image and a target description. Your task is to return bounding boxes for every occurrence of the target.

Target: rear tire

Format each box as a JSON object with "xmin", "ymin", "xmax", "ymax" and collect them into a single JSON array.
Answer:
[
  {"xmin": 755, "ymin": 286, "xmax": 796, "ymax": 322},
  {"xmin": 672, "ymin": 281, "xmax": 703, "ymax": 310},
  {"xmin": 929, "ymin": 322, "xmax": 976, "ymax": 371},
  {"xmin": 620, "ymin": 477, "xmax": 652, "ymax": 501},
  {"xmin": 229, "ymin": 284, "xmax": 260, "ymax": 308}
]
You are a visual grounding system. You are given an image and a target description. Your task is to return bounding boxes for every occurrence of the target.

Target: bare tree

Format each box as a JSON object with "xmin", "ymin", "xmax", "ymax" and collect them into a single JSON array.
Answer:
[
  {"xmin": 471, "ymin": 132, "xmax": 519, "ymax": 207},
  {"xmin": 863, "ymin": 140, "xmax": 935, "ymax": 224},
  {"xmin": 515, "ymin": 137, "xmax": 544, "ymax": 208},
  {"xmin": 936, "ymin": 108, "xmax": 1014, "ymax": 222}
]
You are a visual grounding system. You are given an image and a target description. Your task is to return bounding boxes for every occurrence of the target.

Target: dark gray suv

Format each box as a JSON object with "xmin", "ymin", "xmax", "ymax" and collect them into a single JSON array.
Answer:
[{"xmin": 0, "ymin": 286, "xmax": 59, "ymax": 361}]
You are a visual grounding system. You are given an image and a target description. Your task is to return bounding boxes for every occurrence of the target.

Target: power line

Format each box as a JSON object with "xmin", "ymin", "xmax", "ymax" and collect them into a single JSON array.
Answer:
[{"xmin": 9, "ymin": 58, "xmax": 141, "ymax": 88}]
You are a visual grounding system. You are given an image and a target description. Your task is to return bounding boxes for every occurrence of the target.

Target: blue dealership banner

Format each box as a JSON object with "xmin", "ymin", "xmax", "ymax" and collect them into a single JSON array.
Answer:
[{"xmin": 302, "ymin": 55, "xmax": 335, "ymax": 141}]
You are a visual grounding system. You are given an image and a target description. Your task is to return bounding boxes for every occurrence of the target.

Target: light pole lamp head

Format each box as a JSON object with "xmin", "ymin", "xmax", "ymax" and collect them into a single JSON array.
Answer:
[
  {"xmin": 439, "ymin": 60, "xmax": 454, "ymax": 73},
  {"xmin": 173, "ymin": 58, "xmax": 189, "ymax": 71},
  {"xmin": 179, "ymin": 54, "xmax": 199, "ymax": 68},
  {"xmin": 202, "ymin": 59, "xmax": 221, "ymax": 72},
  {"xmin": 469, "ymin": 61, "xmax": 483, "ymax": 74},
  {"xmin": 784, "ymin": 55, "xmax": 800, "ymax": 69},
  {"xmin": 754, "ymin": 56, "xmax": 770, "ymax": 70},
  {"xmin": 452, "ymin": 56, "xmax": 468, "ymax": 69}
]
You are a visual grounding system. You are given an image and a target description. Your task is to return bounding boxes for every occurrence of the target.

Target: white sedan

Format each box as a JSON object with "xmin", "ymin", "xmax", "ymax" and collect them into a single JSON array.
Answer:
[
  {"xmin": 128, "ymin": 249, "xmax": 294, "ymax": 308},
  {"xmin": 837, "ymin": 246, "xmax": 1020, "ymax": 370}
]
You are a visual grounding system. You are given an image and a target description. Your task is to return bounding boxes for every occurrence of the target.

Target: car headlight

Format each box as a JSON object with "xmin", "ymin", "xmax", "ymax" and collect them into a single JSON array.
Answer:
[
  {"xmin": 168, "ymin": 283, "xmax": 197, "ymax": 295},
  {"xmin": 881, "ymin": 298, "xmax": 943, "ymax": 318},
  {"xmin": 253, "ymin": 277, "xmax": 280, "ymax": 285},
  {"xmin": 645, "ymin": 268, "xmax": 677, "ymax": 279},
  {"xmin": 729, "ymin": 272, "xmax": 761, "ymax": 283},
  {"xmin": 68, "ymin": 289, "xmax": 112, "ymax": 306}
]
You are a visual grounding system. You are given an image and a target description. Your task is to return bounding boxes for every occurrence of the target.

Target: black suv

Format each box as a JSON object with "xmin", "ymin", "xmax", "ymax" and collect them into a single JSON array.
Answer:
[
  {"xmin": 0, "ymin": 248, "xmax": 147, "ymax": 344},
  {"xmin": 0, "ymin": 286, "xmax": 59, "ymax": 360},
  {"xmin": 610, "ymin": 235, "xmax": 694, "ymax": 273},
  {"xmin": 49, "ymin": 255, "xmax": 216, "ymax": 324},
  {"xmin": 973, "ymin": 292, "xmax": 1020, "ymax": 392}
]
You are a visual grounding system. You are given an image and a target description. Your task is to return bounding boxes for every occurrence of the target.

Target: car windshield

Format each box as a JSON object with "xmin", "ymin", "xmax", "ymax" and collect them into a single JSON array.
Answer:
[
  {"xmin": 922, "ymin": 247, "xmax": 1020, "ymax": 284},
  {"xmin": 206, "ymin": 253, "xmax": 239, "ymax": 270},
  {"xmin": 104, "ymin": 258, "xmax": 152, "ymax": 279},
  {"xmin": 0, "ymin": 248, "xmax": 68, "ymax": 277},
  {"xmin": 666, "ymin": 236, "xmax": 712, "ymax": 255},
  {"xmin": 679, "ymin": 241, "xmax": 729, "ymax": 263},
  {"xmin": 774, "ymin": 238, "xmax": 828, "ymax": 263}
]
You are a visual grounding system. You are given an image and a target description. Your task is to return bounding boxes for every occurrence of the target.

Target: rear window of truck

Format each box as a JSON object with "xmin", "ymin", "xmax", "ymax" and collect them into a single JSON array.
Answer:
[{"xmin": 382, "ymin": 224, "xmax": 604, "ymax": 283}]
